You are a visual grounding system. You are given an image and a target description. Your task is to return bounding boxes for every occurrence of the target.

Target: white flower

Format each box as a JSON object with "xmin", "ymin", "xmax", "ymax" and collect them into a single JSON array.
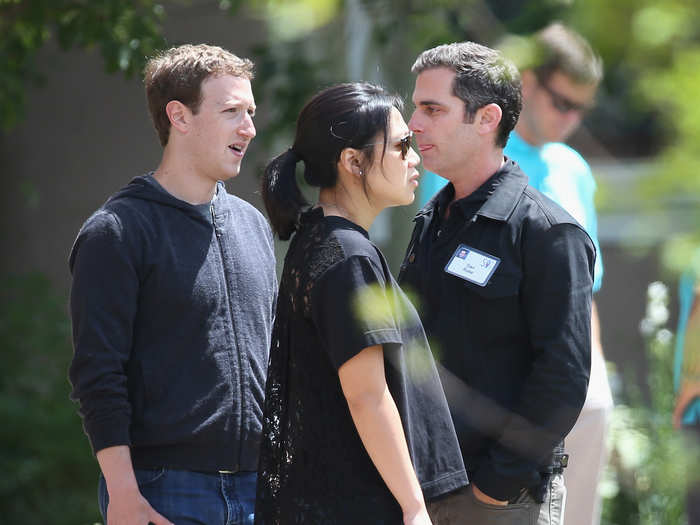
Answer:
[
  {"xmin": 655, "ymin": 328, "xmax": 673, "ymax": 345},
  {"xmin": 646, "ymin": 302, "xmax": 669, "ymax": 326},
  {"xmin": 609, "ymin": 406, "xmax": 651, "ymax": 470},
  {"xmin": 647, "ymin": 281, "xmax": 668, "ymax": 303},
  {"xmin": 639, "ymin": 318, "xmax": 655, "ymax": 336}
]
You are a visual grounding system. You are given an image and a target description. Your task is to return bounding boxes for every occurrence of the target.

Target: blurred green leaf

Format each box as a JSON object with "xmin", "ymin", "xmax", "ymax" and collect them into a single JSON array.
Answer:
[
  {"xmin": 0, "ymin": 273, "xmax": 101, "ymax": 524},
  {"xmin": 0, "ymin": 0, "xmax": 167, "ymax": 130}
]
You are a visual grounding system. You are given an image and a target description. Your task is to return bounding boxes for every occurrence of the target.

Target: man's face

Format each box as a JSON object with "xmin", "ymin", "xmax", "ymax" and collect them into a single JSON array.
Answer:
[
  {"xmin": 408, "ymin": 67, "xmax": 479, "ymax": 181},
  {"xmin": 519, "ymin": 70, "xmax": 597, "ymax": 145},
  {"xmin": 187, "ymin": 74, "xmax": 256, "ymax": 181}
]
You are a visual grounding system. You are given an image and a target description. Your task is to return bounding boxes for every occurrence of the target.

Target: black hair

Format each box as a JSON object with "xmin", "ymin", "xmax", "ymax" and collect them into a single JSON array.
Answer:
[
  {"xmin": 262, "ymin": 82, "xmax": 402, "ymax": 240},
  {"xmin": 412, "ymin": 41, "xmax": 522, "ymax": 148}
]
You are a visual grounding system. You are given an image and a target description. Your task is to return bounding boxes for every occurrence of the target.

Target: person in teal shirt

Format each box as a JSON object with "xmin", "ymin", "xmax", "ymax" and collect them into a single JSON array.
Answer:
[
  {"xmin": 508, "ymin": 24, "xmax": 611, "ymax": 525},
  {"xmin": 503, "ymin": 132, "xmax": 603, "ymax": 291},
  {"xmin": 674, "ymin": 257, "xmax": 700, "ymax": 427},
  {"xmin": 419, "ymin": 23, "xmax": 610, "ymax": 525},
  {"xmin": 673, "ymin": 249, "xmax": 700, "ymax": 524}
]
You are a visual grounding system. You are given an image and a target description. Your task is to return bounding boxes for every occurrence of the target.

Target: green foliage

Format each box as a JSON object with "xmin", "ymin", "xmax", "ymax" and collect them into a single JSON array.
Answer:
[
  {"xmin": 628, "ymin": 1, "xmax": 700, "ymax": 222},
  {"xmin": 662, "ymin": 234, "xmax": 700, "ymax": 277},
  {"xmin": 569, "ymin": 0, "xmax": 700, "ymax": 229},
  {"xmin": 639, "ymin": 47, "xmax": 700, "ymax": 197},
  {"xmin": 245, "ymin": 0, "xmax": 669, "ymax": 153},
  {"xmin": 252, "ymin": 36, "xmax": 339, "ymax": 148},
  {"xmin": 0, "ymin": 273, "xmax": 100, "ymax": 524},
  {"xmin": 0, "ymin": 0, "xmax": 166, "ymax": 130},
  {"xmin": 250, "ymin": 0, "xmax": 342, "ymax": 41},
  {"xmin": 602, "ymin": 282, "xmax": 698, "ymax": 524}
]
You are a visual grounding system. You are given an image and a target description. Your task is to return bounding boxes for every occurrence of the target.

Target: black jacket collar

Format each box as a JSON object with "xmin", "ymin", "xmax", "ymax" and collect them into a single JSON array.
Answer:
[{"xmin": 415, "ymin": 157, "xmax": 528, "ymax": 223}]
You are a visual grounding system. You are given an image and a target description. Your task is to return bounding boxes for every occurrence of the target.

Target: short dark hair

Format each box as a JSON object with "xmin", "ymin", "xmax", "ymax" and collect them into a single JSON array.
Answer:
[
  {"xmin": 262, "ymin": 82, "xmax": 402, "ymax": 240},
  {"xmin": 411, "ymin": 41, "xmax": 522, "ymax": 148},
  {"xmin": 532, "ymin": 22, "xmax": 603, "ymax": 86},
  {"xmin": 143, "ymin": 44, "xmax": 254, "ymax": 147}
]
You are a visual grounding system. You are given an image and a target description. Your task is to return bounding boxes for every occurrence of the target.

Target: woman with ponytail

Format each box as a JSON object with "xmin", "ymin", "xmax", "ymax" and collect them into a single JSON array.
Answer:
[{"xmin": 255, "ymin": 83, "xmax": 467, "ymax": 525}]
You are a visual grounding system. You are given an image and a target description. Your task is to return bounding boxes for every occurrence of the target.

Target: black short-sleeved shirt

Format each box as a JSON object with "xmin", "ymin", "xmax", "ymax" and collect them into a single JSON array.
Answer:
[
  {"xmin": 255, "ymin": 208, "xmax": 467, "ymax": 524},
  {"xmin": 398, "ymin": 159, "xmax": 595, "ymax": 502}
]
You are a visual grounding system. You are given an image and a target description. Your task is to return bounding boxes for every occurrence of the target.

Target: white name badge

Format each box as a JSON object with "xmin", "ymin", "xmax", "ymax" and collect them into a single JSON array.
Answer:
[{"xmin": 444, "ymin": 244, "xmax": 500, "ymax": 287}]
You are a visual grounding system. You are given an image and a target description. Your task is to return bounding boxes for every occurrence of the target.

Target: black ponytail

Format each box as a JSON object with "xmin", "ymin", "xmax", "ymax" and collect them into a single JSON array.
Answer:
[
  {"xmin": 262, "ymin": 82, "xmax": 402, "ymax": 240},
  {"xmin": 262, "ymin": 148, "xmax": 306, "ymax": 240}
]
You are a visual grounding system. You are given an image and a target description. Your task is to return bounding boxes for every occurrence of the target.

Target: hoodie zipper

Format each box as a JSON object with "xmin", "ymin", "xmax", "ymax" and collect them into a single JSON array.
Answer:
[{"xmin": 211, "ymin": 201, "xmax": 245, "ymax": 467}]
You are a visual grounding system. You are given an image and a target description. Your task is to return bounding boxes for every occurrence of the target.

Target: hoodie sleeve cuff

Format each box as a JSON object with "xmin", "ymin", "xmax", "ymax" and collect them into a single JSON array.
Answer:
[{"xmin": 85, "ymin": 414, "xmax": 132, "ymax": 455}]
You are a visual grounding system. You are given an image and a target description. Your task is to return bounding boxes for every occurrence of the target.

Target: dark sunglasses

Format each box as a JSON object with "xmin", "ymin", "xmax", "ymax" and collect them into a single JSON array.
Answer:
[
  {"xmin": 396, "ymin": 132, "xmax": 413, "ymax": 160},
  {"xmin": 362, "ymin": 132, "xmax": 413, "ymax": 160},
  {"xmin": 536, "ymin": 77, "xmax": 593, "ymax": 114}
]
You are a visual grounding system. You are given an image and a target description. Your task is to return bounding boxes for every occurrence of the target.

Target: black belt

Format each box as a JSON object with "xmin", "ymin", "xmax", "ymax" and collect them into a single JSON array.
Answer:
[
  {"xmin": 528, "ymin": 454, "xmax": 569, "ymax": 503},
  {"xmin": 545, "ymin": 453, "xmax": 569, "ymax": 475}
]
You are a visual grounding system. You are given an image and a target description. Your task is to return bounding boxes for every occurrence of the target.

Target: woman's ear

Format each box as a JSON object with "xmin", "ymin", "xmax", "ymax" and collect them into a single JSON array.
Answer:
[{"xmin": 338, "ymin": 148, "xmax": 365, "ymax": 178}]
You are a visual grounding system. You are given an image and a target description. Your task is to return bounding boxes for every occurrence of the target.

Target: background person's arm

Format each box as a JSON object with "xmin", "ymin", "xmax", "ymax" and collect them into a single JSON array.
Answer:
[
  {"xmin": 674, "ymin": 283, "xmax": 700, "ymax": 428},
  {"xmin": 96, "ymin": 446, "xmax": 172, "ymax": 525},
  {"xmin": 673, "ymin": 381, "xmax": 700, "ymax": 429},
  {"xmin": 339, "ymin": 345, "xmax": 431, "ymax": 525}
]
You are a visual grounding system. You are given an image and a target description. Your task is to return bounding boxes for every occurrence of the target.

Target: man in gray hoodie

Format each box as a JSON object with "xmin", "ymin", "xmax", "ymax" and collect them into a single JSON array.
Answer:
[{"xmin": 68, "ymin": 44, "xmax": 277, "ymax": 525}]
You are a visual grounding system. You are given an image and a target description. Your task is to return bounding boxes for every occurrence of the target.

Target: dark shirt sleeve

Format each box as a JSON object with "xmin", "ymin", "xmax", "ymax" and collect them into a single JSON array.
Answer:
[
  {"xmin": 68, "ymin": 211, "xmax": 139, "ymax": 454},
  {"xmin": 310, "ymin": 255, "xmax": 402, "ymax": 370},
  {"xmin": 473, "ymin": 223, "xmax": 594, "ymax": 500}
]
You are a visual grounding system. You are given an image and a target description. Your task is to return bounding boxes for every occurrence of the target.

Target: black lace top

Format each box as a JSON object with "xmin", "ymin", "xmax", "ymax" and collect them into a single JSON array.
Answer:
[{"xmin": 255, "ymin": 209, "xmax": 467, "ymax": 524}]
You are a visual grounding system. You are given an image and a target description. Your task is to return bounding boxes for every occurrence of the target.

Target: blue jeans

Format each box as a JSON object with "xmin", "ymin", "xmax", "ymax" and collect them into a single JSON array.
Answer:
[{"xmin": 98, "ymin": 469, "xmax": 256, "ymax": 525}]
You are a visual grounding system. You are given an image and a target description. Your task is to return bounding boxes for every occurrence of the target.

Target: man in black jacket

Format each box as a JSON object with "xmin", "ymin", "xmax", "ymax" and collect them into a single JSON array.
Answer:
[
  {"xmin": 400, "ymin": 41, "xmax": 594, "ymax": 524},
  {"xmin": 68, "ymin": 44, "xmax": 277, "ymax": 525}
]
